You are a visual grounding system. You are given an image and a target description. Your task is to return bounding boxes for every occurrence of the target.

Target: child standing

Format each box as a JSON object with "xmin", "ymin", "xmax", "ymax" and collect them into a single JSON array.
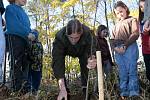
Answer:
[
  {"xmin": 139, "ymin": 0, "xmax": 150, "ymax": 82},
  {"xmin": 28, "ymin": 29, "xmax": 43, "ymax": 95},
  {"xmin": 111, "ymin": 1, "xmax": 139, "ymax": 99},
  {"xmin": 96, "ymin": 25, "xmax": 113, "ymax": 76},
  {"xmin": 5, "ymin": 0, "xmax": 35, "ymax": 93},
  {"xmin": 0, "ymin": 0, "xmax": 5, "ymax": 84},
  {"xmin": 94, "ymin": 25, "xmax": 114, "ymax": 94}
]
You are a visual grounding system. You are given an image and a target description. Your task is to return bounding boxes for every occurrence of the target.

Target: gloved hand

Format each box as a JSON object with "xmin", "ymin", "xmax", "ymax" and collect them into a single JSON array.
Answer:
[
  {"xmin": 143, "ymin": 20, "xmax": 150, "ymax": 34},
  {"xmin": 28, "ymin": 33, "xmax": 35, "ymax": 41},
  {"xmin": 87, "ymin": 55, "xmax": 97, "ymax": 69}
]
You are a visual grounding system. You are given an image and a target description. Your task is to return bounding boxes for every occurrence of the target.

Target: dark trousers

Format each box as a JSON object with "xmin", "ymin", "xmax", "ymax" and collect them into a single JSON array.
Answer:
[
  {"xmin": 28, "ymin": 69, "xmax": 42, "ymax": 92},
  {"xmin": 6, "ymin": 34, "xmax": 30, "ymax": 92},
  {"xmin": 143, "ymin": 54, "xmax": 150, "ymax": 81}
]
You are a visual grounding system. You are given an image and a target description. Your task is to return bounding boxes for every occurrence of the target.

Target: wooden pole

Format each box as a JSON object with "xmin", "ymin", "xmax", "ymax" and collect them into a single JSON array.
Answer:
[{"xmin": 96, "ymin": 51, "xmax": 104, "ymax": 100}]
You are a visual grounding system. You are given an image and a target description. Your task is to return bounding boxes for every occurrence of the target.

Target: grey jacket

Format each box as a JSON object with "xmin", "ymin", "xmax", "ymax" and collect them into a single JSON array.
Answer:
[{"xmin": 143, "ymin": 0, "xmax": 150, "ymax": 22}]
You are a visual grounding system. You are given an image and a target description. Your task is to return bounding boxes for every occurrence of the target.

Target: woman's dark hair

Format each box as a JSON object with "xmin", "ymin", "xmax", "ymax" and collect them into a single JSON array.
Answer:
[
  {"xmin": 96, "ymin": 25, "xmax": 107, "ymax": 36},
  {"xmin": 66, "ymin": 19, "xmax": 83, "ymax": 35},
  {"xmin": 113, "ymin": 1, "xmax": 130, "ymax": 16},
  {"xmin": 139, "ymin": 0, "xmax": 145, "ymax": 24},
  {"xmin": 7, "ymin": 0, "xmax": 15, "ymax": 4}
]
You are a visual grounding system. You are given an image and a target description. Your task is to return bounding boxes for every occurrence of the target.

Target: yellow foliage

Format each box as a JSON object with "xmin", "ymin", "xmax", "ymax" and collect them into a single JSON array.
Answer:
[
  {"xmin": 39, "ymin": 14, "xmax": 48, "ymax": 22},
  {"xmin": 47, "ymin": 31, "xmax": 51, "ymax": 35},
  {"xmin": 130, "ymin": 9, "xmax": 139, "ymax": 19},
  {"xmin": 62, "ymin": 0, "xmax": 79, "ymax": 8},
  {"xmin": 51, "ymin": 0, "xmax": 60, "ymax": 8}
]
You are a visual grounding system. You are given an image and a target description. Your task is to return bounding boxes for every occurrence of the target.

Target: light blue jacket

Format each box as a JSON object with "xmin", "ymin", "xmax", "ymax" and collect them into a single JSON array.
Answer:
[
  {"xmin": 0, "ymin": 15, "xmax": 5, "ymax": 63},
  {"xmin": 143, "ymin": 0, "xmax": 150, "ymax": 22}
]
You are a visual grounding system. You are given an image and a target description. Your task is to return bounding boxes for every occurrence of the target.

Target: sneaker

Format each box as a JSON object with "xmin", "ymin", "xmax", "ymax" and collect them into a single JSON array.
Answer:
[{"xmin": 31, "ymin": 89, "xmax": 38, "ymax": 96}]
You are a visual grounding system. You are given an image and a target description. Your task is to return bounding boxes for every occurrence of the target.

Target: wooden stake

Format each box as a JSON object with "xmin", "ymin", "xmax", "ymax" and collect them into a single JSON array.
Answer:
[{"xmin": 96, "ymin": 51, "xmax": 104, "ymax": 100}]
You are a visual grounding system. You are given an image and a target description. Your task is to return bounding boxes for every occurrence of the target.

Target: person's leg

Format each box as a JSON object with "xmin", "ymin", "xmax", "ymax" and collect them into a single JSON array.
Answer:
[
  {"xmin": 31, "ymin": 70, "xmax": 42, "ymax": 93},
  {"xmin": 125, "ymin": 43, "xmax": 139, "ymax": 96},
  {"xmin": 115, "ymin": 52, "xmax": 129, "ymax": 97},
  {"xmin": 103, "ymin": 60, "xmax": 112, "ymax": 77},
  {"xmin": 7, "ymin": 35, "xmax": 29, "ymax": 92},
  {"xmin": 128, "ymin": 64, "xmax": 139, "ymax": 96},
  {"xmin": 21, "ymin": 48, "xmax": 30, "ymax": 93},
  {"xmin": 0, "ymin": 14, "xmax": 5, "ymax": 83},
  {"xmin": 27, "ymin": 65, "xmax": 32, "ymax": 92},
  {"xmin": 143, "ymin": 54, "xmax": 150, "ymax": 81}
]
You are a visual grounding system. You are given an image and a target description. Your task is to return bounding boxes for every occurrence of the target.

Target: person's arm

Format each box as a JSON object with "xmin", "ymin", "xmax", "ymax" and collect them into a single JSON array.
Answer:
[
  {"xmin": 52, "ymin": 39, "xmax": 65, "ymax": 80},
  {"xmin": 52, "ymin": 38, "xmax": 67, "ymax": 100},
  {"xmin": 110, "ymin": 28, "xmax": 125, "ymax": 54},
  {"xmin": 86, "ymin": 30, "xmax": 97, "ymax": 69},
  {"xmin": 57, "ymin": 78, "xmax": 67, "ymax": 100},
  {"xmin": 109, "ymin": 26, "xmax": 119, "ymax": 50},
  {"xmin": 124, "ymin": 18, "xmax": 139, "ymax": 48},
  {"xmin": 86, "ymin": 30, "xmax": 96, "ymax": 56},
  {"xmin": 39, "ymin": 41, "xmax": 43, "ymax": 69},
  {"xmin": 5, "ymin": 5, "xmax": 31, "ymax": 38}
]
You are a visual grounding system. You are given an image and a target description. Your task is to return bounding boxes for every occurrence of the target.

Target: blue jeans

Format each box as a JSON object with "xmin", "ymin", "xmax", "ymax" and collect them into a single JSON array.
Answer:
[
  {"xmin": 28, "ymin": 69, "xmax": 42, "ymax": 92},
  {"xmin": 115, "ymin": 43, "xmax": 139, "ymax": 97},
  {"xmin": 103, "ymin": 60, "xmax": 112, "ymax": 77},
  {"xmin": 0, "ymin": 15, "xmax": 5, "ymax": 83}
]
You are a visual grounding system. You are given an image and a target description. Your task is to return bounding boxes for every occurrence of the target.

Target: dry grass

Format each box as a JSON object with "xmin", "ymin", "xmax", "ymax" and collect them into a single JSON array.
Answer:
[{"xmin": 0, "ymin": 65, "xmax": 150, "ymax": 100}]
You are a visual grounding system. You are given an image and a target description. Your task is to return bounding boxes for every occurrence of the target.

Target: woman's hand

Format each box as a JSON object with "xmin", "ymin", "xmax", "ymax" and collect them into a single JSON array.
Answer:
[
  {"xmin": 57, "ymin": 89, "xmax": 67, "ymax": 100},
  {"xmin": 87, "ymin": 55, "xmax": 97, "ymax": 69},
  {"xmin": 114, "ymin": 46, "xmax": 126, "ymax": 54},
  {"xmin": 143, "ymin": 20, "xmax": 150, "ymax": 33},
  {"xmin": 57, "ymin": 79, "xmax": 67, "ymax": 100},
  {"xmin": 28, "ymin": 33, "xmax": 35, "ymax": 41}
]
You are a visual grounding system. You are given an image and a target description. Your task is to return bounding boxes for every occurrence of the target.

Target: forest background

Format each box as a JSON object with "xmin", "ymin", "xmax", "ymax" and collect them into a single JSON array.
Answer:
[{"xmin": 2, "ymin": 0, "xmax": 148, "ymax": 100}]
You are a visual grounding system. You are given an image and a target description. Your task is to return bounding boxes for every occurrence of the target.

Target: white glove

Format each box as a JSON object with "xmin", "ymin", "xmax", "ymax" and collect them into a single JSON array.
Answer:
[{"xmin": 28, "ymin": 33, "xmax": 35, "ymax": 41}]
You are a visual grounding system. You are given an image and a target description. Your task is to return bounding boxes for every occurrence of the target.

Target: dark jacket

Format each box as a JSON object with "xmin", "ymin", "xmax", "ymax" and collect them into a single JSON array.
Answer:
[
  {"xmin": 52, "ymin": 25, "xmax": 96, "ymax": 79},
  {"xmin": 0, "ymin": 0, "xmax": 5, "ymax": 15},
  {"xmin": 96, "ymin": 36, "xmax": 113, "ymax": 65}
]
